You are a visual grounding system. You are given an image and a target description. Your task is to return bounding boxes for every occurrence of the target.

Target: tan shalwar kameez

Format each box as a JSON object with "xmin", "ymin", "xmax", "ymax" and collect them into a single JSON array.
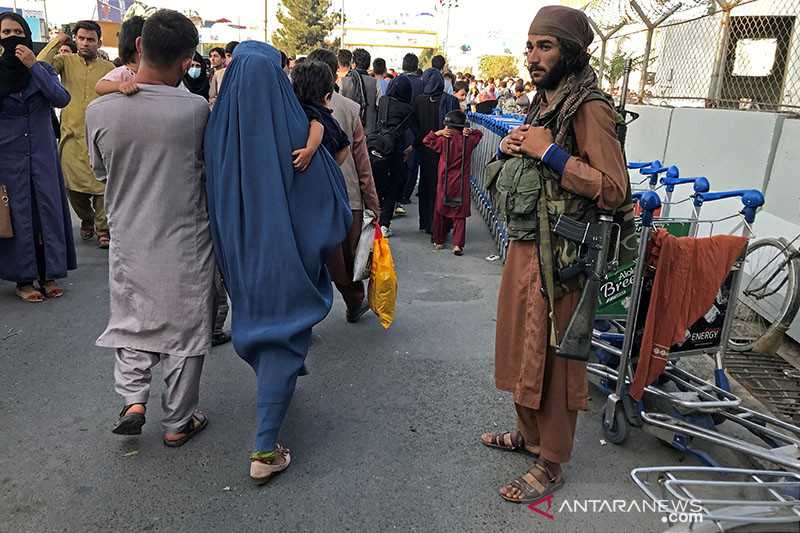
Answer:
[
  {"xmin": 495, "ymin": 97, "xmax": 628, "ymax": 464},
  {"xmin": 37, "ymin": 38, "xmax": 114, "ymax": 232}
]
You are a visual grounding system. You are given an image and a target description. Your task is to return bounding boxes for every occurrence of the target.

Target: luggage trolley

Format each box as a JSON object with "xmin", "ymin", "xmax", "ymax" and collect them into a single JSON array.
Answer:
[{"xmin": 588, "ymin": 189, "xmax": 800, "ymax": 473}]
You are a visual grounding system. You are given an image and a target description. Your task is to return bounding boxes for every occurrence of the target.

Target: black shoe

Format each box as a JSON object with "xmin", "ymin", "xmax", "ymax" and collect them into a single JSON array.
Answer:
[
  {"xmin": 212, "ymin": 331, "xmax": 231, "ymax": 347},
  {"xmin": 112, "ymin": 405, "xmax": 146, "ymax": 435},
  {"xmin": 346, "ymin": 302, "xmax": 370, "ymax": 323}
]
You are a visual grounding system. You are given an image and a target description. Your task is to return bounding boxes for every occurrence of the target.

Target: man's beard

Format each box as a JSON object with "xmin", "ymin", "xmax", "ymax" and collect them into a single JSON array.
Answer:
[
  {"xmin": 78, "ymin": 49, "xmax": 97, "ymax": 60},
  {"xmin": 530, "ymin": 58, "xmax": 568, "ymax": 90}
]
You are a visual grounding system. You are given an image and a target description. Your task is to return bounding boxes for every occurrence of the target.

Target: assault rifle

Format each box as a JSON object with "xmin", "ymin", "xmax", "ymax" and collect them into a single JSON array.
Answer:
[
  {"xmin": 555, "ymin": 60, "xmax": 638, "ymax": 361},
  {"xmin": 616, "ymin": 59, "xmax": 639, "ymax": 160},
  {"xmin": 555, "ymin": 213, "xmax": 616, "ymax": 361}
]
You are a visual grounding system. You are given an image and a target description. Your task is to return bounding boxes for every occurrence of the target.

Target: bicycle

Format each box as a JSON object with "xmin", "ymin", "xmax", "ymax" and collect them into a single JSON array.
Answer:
[{"xmin": 729, "ymin": 232, "xmax": 800, "ymax": 354}]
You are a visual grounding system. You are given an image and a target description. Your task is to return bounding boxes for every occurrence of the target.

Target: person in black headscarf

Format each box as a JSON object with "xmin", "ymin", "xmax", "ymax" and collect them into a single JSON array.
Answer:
[
  {"xmin": 370, "ymin": 73, "xmax": 416, "ymax": 235},
  {"xmin": 0, "ymin": 12, "xmax": 76, "ymax": 301},
  {"xmin": 183, "ymin": 51, "xmax": 210, "ymax": 100},
  {"xmin": 413, "ymin": 67, "xmax": 458, "ymax": 235}
]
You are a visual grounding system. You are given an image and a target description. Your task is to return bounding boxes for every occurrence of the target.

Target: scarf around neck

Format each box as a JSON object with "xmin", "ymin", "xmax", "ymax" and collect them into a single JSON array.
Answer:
[{"xmin": 530, "ymin": 65, "xmax": 603, "ymax": 146}]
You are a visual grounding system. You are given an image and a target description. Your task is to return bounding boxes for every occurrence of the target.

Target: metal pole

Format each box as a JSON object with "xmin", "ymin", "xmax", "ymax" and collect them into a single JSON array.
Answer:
[
  {"xmin": 264, "ymin": 0, "xmax": 269, "ymax": 43},
  {"xmin": 587, "ymin": 18, "xmax": 627, "ymax": 92},
  {"xmin": 598, "ymin": 38, "xmax": 608, "ymax": 89},
  {"xmin": 639, "ymin": 28, "xmax": 654, "ymax": 99},
  {"xmin": 629, "ymin": 0, "xmax": 681, "ymax": 102},
  {"xmin": 444, "ymin": 1, "xmax": 452, "ymax": 54},
  {"xmin": 341, "ymin": 0, "xmax": 345, "ymax": 47},
  {"xmin": 42, "ymin": 0, "xmax": 50, "ymax": 38},
  {"xmin": 708, "ymin": 4, "xmax": 733, "ymax": 105}
]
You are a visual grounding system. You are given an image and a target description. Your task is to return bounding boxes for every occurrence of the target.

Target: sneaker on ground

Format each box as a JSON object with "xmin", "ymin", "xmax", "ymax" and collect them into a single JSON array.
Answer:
[
  {"xmin": 380, "ymin": 225, "xmax": 394, "ymax": 237},
  {"xmin": 394, "ymin": 206, "xmax": 407, "ymax": 216}
]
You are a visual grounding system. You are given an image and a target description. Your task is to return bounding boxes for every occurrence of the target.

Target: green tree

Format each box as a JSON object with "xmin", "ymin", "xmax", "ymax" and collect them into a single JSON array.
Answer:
[
  {"xmin": 272, "ymin": 0, "xmax": 341, "ymax": 57},
  {"xmin": 478, "ymin": 55, "xmax": 519, "ymax": 80},
  {"xmin": 590, "ymin": 38, "xmax": 656, "ymax": 90},
  {"xmin": 419, "ymin": 46, "xmax": 445, "ymax": 69}
]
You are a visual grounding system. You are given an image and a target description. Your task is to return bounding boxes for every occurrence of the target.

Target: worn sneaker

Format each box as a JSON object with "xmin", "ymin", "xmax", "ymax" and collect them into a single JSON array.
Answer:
[
  {"xmin": 394, "ymin": 205, "xmax": 407, "ymax": 217},
  {"xmin": 380, "ymin": 225, "xmax": 394, "ymax": 238}
]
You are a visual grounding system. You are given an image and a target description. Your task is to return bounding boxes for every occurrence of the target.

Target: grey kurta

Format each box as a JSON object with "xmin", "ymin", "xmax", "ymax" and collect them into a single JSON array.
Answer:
[{"xmin": 85, "ymin": 85, "xmax": 214, "ymax": 357}]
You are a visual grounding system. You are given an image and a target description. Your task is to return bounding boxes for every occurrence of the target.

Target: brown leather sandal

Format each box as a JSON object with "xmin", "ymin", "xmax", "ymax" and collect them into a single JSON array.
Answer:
[
  {"xmin": 480, "ymin": 431, "xmax": 539, "ymax": 457},
  {"xmin": 40, "ymin": 280, "xmax": 64, "ymax": 299},
  {"xmin": 500, "ymin": 461, "xmax": 564, "ymax": 504},
  {"xmin": 15, "ymin": 284, "xmax": 44, "ymax": 303},
  {"xmin": 250, "ymin": 444, "xmax": 291, "ymax": 485},
  {"xmin": 163, "ymin": 411, "xmax": 208, "ymax": 447}
]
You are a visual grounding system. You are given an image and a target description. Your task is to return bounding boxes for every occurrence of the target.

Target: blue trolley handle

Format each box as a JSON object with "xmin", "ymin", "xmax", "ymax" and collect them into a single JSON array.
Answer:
[
  {"xmin": 661, "ymin": 176, "xmax": 710, "ymax": 194},
  {"xmin": 693, "ymin": 189, "xmax": 765, "ymax": 224},
  {"xmin": 640, "ymin": 162, "xmax": 677, "ymax": 188},
  {"xmin": 638, "ymin": 191, "xmax": 662, "ymax": 228}
]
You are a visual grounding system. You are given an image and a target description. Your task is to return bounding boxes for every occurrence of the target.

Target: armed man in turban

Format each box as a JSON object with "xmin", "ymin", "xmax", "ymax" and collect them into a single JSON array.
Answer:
[{"xmin": 479, "ymin": 6, "xmax": 631, "ymax": 503}]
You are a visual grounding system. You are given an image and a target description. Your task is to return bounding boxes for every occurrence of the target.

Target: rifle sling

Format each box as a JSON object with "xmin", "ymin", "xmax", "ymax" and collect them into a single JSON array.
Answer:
[{"xmin": 536, "ymin": 191, "xmax": 560, "ymax": 348}]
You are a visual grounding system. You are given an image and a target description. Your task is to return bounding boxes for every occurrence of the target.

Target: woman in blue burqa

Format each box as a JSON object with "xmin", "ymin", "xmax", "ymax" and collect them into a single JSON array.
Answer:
[{"xmin": 204, "ymin": 41, "xmax": 352, "ymax": 485}]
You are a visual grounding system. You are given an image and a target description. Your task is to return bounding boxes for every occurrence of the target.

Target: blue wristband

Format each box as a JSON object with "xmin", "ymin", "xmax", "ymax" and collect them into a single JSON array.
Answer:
[{"xmin": 541, "ymin": 143, "xmax": 570, "ymax": 176}]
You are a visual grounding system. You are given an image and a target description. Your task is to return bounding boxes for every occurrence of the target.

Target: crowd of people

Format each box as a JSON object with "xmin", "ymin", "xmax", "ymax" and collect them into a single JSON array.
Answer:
[{"xmin": 1, "ymin": 5, "xmax": 630, "ymax": 503}]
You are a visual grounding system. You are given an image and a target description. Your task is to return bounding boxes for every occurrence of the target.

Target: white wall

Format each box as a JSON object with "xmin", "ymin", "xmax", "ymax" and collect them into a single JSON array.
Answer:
[{"xmin": 625, "ymin": 105, "xmax": 800, "ymax": 340}]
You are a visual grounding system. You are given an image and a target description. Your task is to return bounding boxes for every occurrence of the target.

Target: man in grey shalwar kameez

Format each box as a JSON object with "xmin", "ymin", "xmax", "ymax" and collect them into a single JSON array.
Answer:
[{"xmin": 85, "ymin": 10, "xmax": 214, "ymax": 446}]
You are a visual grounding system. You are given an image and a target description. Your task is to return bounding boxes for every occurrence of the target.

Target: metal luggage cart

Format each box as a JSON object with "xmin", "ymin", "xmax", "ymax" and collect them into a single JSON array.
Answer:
[
  {"xmin": 589, "ymin": 189, "xmax": 800, "ymax": 475},
  {"xmin": 631, "ymin": 466, "xmax": 800, "ymax": 532}
]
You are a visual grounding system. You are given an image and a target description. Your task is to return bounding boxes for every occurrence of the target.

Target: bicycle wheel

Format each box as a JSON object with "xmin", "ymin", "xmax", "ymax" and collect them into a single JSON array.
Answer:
[{"xmin": 728, "ymin": 237, "xmax": 800, "ymax": 353}]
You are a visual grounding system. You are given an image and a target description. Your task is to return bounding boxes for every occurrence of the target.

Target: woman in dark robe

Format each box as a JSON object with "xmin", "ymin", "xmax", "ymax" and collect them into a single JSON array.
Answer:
[
  {"xmin": 204, "ymin": 41, "xmax": 351, "ymax": 485},
  {"xmin": 183, "ymin": 51, "xmax": 209, "ymax": 101},
  {"xmin": 0, "ymin": 12, "xmax": 75, "ymax": 302},
  {"xmin": 413, "ymin": 68, "xmax": 459, "ymax": 235},
  {"xmin": 371, "ymin": 75, "xmax": 415, "ymax": 234}
]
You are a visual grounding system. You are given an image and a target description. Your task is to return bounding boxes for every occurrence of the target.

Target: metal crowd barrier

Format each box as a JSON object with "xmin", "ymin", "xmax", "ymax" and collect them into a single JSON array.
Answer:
[{"xmin": 467, "ymin": 112, "xmax": 525, "ymax": 262}]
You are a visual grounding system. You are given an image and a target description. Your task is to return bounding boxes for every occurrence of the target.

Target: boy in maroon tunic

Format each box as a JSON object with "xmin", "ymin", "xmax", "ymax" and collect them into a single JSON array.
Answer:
[{"xmin": 422, "ymin": 110, "xmax": 482, "ymax": 255}]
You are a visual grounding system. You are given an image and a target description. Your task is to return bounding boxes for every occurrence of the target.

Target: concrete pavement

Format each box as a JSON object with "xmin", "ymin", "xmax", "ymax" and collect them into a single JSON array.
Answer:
[{"xmin": 1, "ymin": 202, "xmax": 720, "ymax": 533}]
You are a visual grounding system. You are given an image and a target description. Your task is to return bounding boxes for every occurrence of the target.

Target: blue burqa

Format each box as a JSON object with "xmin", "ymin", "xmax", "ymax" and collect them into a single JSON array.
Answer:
[{"xmin": 204, "ymin": 41, "xmax": 352, "ymax": 452}]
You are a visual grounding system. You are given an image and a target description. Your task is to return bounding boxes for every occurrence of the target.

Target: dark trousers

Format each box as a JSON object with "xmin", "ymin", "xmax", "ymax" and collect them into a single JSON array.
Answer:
[
  {"xmin": 417, "ymin": 147, "xmax": 439, "ymax": 233},
  {"xmin": 326, "ymin": 209, "xmax": 366, "ymax": 311},
  {"xmin": 432, "ymin": 214, "xmax": 466, "ymax": 248},
  {"xmin": 372, "ymin": 149, "xmax": 405, "ymax": 228},
  {"xmin": 67, "ymin": 189, "xmax": 108, "ymax": 233},
  {"xmin": 401, "ymin": 149, "xmax": 419, "ymax": 204}
]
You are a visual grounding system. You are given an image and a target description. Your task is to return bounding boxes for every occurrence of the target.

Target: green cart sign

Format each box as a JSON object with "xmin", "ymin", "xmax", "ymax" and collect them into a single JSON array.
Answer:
[{"xmin": 596, "ymin": 220, "xmax": 692, "ymax": 317}]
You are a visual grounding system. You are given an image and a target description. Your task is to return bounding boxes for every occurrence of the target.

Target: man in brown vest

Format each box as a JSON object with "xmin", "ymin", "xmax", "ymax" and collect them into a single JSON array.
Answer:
[{"xmin": 480, "ymin": 6, "xmax": 628, "ymax": 503}]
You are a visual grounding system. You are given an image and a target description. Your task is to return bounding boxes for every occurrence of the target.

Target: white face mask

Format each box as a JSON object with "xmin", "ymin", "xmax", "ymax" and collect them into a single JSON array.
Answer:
[{"xmin": 187, "ymin": 66, "xmax": 201, "ymax": 79}]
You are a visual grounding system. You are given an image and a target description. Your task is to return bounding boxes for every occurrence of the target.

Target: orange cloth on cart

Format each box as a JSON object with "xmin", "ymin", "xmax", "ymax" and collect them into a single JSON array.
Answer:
[{"xmin": 628, "ymin": 229, "xmax": 747, "ymax": 400}]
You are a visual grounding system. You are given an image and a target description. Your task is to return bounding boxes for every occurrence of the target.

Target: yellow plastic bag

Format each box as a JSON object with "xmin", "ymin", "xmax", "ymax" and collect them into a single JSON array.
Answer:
[{"xmin": 368, "ymin": 226, "xmax": 398, "ymax": 329}]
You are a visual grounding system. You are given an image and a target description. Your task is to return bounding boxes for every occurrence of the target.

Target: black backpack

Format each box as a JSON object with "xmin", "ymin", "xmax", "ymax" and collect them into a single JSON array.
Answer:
[
  {"xmin": 346, "ymin": 70, "xmax": 369, "ymax": 128},
  {"xmin": 366, "ymin": 97, "xmax": 412, "ymax": 161}
]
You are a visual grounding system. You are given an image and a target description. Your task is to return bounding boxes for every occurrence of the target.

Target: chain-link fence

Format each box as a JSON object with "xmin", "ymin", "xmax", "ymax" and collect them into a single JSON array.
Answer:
[{"xmin": 586, "ymin": 0, "xmax": 800, "ymax": 113}]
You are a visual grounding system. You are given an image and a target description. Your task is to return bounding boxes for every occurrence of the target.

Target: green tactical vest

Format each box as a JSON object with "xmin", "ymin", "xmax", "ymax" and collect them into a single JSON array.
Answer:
[{"xmin": 484, "ymin": 91, "xmax": 638, "ymax": 297}]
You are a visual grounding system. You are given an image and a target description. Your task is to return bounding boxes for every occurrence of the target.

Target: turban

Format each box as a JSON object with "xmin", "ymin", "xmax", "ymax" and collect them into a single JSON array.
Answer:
[{"xmin": 529, "ymin": 6, "xmax": 594, "ymax": 49}]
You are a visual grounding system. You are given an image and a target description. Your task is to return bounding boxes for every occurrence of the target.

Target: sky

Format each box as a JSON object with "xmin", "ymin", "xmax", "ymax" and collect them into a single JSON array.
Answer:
[{"xmin": 32, "ymin": 0, "xmax": 549, "ymax": 55}]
